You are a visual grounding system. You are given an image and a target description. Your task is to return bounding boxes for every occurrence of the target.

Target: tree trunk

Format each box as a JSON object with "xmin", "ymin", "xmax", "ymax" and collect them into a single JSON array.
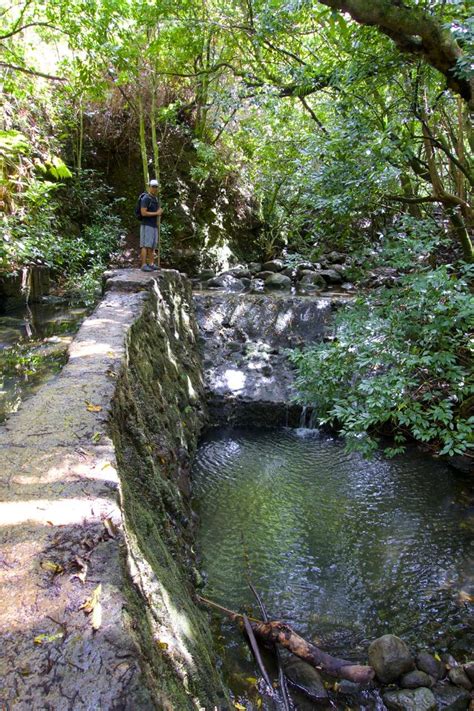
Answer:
[{"xmin": 138, "ymin": 96, "xmax": 149, "ymax": 185}]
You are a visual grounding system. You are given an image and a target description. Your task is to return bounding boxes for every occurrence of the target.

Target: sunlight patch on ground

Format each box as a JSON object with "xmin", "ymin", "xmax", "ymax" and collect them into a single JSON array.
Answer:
[{"xmin": 0, "ymin": 497, "xmax": 118, "ymax": 526}]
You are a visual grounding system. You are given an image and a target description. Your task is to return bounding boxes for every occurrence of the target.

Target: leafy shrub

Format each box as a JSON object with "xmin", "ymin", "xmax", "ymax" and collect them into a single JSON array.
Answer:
[{"xmin": 290, "ymin": 263, "xmax": 474, "ymax": 458}]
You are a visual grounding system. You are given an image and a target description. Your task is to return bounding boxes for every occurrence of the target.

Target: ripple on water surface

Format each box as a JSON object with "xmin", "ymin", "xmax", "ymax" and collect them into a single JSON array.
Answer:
[{"xmin": 192, "ymin": 427, "xmax": 474, "ymax": 663}]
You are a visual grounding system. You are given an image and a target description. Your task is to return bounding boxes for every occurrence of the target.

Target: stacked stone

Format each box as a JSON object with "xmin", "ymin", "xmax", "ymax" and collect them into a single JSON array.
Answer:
[
  {"xmin": 192, "ymin": 251, "xmax": 356, "ymax": 294},
  {"xmin": 368, "ymin": 635, "xmax": 473, "ymax": 710}
]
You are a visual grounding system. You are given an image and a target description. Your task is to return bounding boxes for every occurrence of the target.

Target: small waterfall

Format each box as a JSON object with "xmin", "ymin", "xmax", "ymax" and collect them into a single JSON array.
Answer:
[
  {"xmin": 299, "ymin": 404, "xmax": 318, "ymax": 429},
  {"xmin": 299, "ymin": 404, "xmax": 308, "ymax": 427}
]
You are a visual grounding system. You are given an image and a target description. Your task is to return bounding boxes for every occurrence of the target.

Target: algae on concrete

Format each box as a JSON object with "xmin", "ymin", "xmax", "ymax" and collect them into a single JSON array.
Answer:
[{"xmin": 109, "ymin": 272, "xmax": 229, "ymax": 709}]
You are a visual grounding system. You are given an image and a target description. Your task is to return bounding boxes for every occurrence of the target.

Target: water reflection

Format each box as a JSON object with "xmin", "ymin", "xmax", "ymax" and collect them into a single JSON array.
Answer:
[
  {"xmin": 0, "ymin": 299, "xmax": 90, "ymax": 422},
  {"xmin": 192, "ymin": 426, "xmax": 473, "ymax": 699}
]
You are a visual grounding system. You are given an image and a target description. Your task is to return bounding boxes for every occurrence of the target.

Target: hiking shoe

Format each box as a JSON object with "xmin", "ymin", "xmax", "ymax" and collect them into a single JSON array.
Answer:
[
  {"xmin": 150, "ymin": 264, "xmax": 159, "ymax": 271},
  {"xmin": 141, "ymin": 264, "xmax": 153, "ymax": 272}
]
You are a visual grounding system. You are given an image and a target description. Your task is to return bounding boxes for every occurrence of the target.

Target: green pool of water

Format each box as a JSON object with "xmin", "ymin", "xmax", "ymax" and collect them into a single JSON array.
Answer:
[
  {"xmin": 0, "ymin": 300, "xmax": 90, "ymax": 422},
  {"xmin": 192, "ymin": 427, "xmax": 474, "ymax": 708}
]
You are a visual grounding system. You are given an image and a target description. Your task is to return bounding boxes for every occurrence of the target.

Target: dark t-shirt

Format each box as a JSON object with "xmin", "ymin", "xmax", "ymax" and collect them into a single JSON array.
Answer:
[{"xmin": 140, "ymin": 193, "xmax": 160, "ymax": 227}]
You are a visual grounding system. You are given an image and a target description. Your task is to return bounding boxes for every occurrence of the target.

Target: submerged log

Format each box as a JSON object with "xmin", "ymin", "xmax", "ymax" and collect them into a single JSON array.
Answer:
[
  {"xmin": 251, "ymin": 620, "xmax": 374, "ymax": 684},
  {"xmin": 197, "ymin": 595, "xmax": 375, "ymax": 685}
]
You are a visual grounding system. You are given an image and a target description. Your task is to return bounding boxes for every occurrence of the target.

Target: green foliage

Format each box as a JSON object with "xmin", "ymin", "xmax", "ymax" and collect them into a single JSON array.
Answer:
[{"xmin": 290, "ymin": 261, "xmax": 474, "ymax": 458}]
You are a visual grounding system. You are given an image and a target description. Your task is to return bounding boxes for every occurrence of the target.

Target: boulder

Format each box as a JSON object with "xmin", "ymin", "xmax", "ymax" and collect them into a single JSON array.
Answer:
[
  {"xmin": 416, "ymin": 652, "xmax": 445, "ymax": 681},
  {"xmin": 432, "ymin": 684, "xmax": 471, "ymax": 710},
  {"xmin": 337, "ymin": 680, "xmax": 362, "ymax": 696},
  {"xmin": 224, "ymin": 267, "xmax": 252, "ymax": 279},
  {"xmin": 331, "ymin": 264, "xmax": 346, "ymax": 276},
  {"xmin": 256, "ymin": 271, "xmax": 275, "ymax": 280},
  {"xmin": 463, "ymin": 662, "xmax": 474, "ymax": 683},
  {"xmin": 227, "ymin": 341, "xmax": 242, "ymax": 353},
  {"xmin": 364, "ymin": 266, "xmax": 399, "ymax": 288},
  {"xmin": 250, "ymin": 279, "xmax": 265, "ymax": 293},
  {"xmin": 318, "ymin": 269, "xmax": 343, "ymax": 284},
  {"xmin": 448, "ymin": 667, "xmax": 472, "ymax": 690},
  {"xmin": 283, "ymin": 657, "xmax": 329, "ymax": 704},
  {"xmin": 264, "ymin": 273, "xmax": 291, "ymax": 290},
  {"xmin": 368, "ymin": 635, "xmax": 414, "ymax": 683},
  {"xmin": 296, "ymin": 261, "xmax": 315, "ymax": 273},
  {"xmin": 383, "ymin": 688, "xmax": 436, "ymax": 711},
  {"xmin": 206, "ymin": 275, "xmax": 245, "ymax": 292},
  {"xmin": 281, "ymin": 267, "xmax": 296, "ymax": 278},
  {"xmin": 262, "ymin": 259, "xmax": 284, "ymax": 272},
  {"xmin": 326, "ymin": 250, "xmax": 346, "ymax": 263},
  {"xmin": 247, "ymin": 262, "xmax": 263, "ymax": 275},
  {"xmin": 299, "ymin": 272, "xmax": 326, "ymax": 290},
  {"xmin": 197, "ymin": 269, "xmax": 216, "ymax": 281},
  {"xmin": 401, "ymin": 670, "xmax": 434, "ymax": 689}
]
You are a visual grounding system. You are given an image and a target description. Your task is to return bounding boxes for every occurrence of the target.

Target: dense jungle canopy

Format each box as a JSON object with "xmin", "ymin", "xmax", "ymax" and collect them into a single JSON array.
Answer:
[{"xmin": 1, "ymin": 0, "xmax": 473, "ymax": 460}]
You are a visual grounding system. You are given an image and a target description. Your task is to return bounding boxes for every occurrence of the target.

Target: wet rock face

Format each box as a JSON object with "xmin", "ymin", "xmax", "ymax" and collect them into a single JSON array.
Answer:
[
  {"xmin": 416, "ymin": 652, "xmax": 446, "ymax": 680},
  {"xmin": 400, "ymin": 670, "xmax": 434, "ymax": 689},
  {"xmin": 264, "ymin": 272, "xmax": 292, "ymax": 289},
  {"xmin": 262, "ymin": 259, "xmax": 284, "ymax": 272},
  {"xmin": 368, "ymin": 634, "xmax": 415, "ymax": 683},
  {"xmin": 193, "ymin": 290, "xmax": 345, "ymax": 425},
  {"xmin": 283, "ymin": 657, "xmax": 329, "ymax": 704},
  {"xmin": 383, "ymin": 687, "xmax": 437, "ymax": 711},
  {"xmin": 298, "ymin": 271, "xmax": 326, "ymax": 290},
  {"xmin": 464, "ymin": 661, "xmax": 474, "ymax": 683},
  {"xmin": 432, "ymin": 684, "xmax": 471, "ymax": 710},
  {"xmin": 448, "ymin": 667, "xmax": 473, "ymax": 690},
  {"xmin": 207, "ymin": 274, "xmax": 246, "ymax": 291}
]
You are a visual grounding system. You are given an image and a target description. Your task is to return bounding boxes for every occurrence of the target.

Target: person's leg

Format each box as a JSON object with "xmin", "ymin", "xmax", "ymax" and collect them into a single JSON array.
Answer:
[
  {"xmin": 146, "ymin": 248, "xmax": 155, "ymax": 265},
  {"xmin": 141, "ymin": 246, "xmax": 148, "ymax": 266},
  {"xmin": 148, "ymin": 228, "xmax": 159, "ymax": 268}
]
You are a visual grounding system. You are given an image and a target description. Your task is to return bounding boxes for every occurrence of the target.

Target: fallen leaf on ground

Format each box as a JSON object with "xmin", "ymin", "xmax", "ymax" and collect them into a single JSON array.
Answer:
[
  {"xmin": 80, "ymin": 583, "xmax": 102, "ymax": 614},
  {"xmin": 71, "ymin": 556, "xmax": 88, "ymax": 584},
  {"xmin": 91, "ymin": 601, "xmax": 102, "ymax": 631},
  {"xmin": 85, "ymin": 401, "xmax": 102, "ymax": 412},
  {"xmin": 34, "ymin": 632, "xmax": 64, "ymax": 645},
  {"xmin": 40, "ymin": 560, "xmax": 63, "ymax": 575},
  {"xmin": 103, "ymin": 517, "xmax": 118, "ymax": 538},
  {"xmin": 92, "ymin": 432, "xmax": 102, "ymax": 443}
]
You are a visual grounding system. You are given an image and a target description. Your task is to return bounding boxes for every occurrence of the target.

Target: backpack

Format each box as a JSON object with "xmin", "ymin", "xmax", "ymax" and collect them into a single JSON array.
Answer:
[{"xmin": 135, "ymin": 192, "xmax": 147, "ymax": 220}]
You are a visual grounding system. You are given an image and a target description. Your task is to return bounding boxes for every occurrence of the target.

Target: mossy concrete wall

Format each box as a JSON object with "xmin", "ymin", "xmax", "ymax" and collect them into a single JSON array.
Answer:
[{"xmin": 108, "ymin": 270, "xmax": 228, "ymax": 709}]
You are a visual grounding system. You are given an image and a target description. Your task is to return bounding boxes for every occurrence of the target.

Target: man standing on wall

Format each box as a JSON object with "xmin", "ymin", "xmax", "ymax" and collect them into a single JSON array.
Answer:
[{"xmin": 140, "ymin": 179, "xmax": 163, "ymax": 272}]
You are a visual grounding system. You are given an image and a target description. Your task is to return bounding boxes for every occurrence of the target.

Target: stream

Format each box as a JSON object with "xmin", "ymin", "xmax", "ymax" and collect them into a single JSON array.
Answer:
[{"xmin": 192, "ymin": 426, "xmax": 474, "ymax": 709}]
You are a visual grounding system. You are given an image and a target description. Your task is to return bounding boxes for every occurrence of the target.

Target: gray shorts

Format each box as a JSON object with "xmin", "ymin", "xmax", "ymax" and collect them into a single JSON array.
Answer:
[{"xmin": 140, "ymin": 224, "xmax": 158, "ymax": 249}]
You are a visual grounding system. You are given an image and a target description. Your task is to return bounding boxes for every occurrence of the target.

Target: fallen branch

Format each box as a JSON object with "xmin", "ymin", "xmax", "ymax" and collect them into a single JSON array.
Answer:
[
  {"xmin": 197, "ymin": 595, "xmax": 375, "ymax": 684},
  {"xmin": 249, "ymin": 584, "xmax": 292, "ymax": 711},
  {"xmin": 243, "ymin": 614, "xmax": 273, "ymax": 692}
]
